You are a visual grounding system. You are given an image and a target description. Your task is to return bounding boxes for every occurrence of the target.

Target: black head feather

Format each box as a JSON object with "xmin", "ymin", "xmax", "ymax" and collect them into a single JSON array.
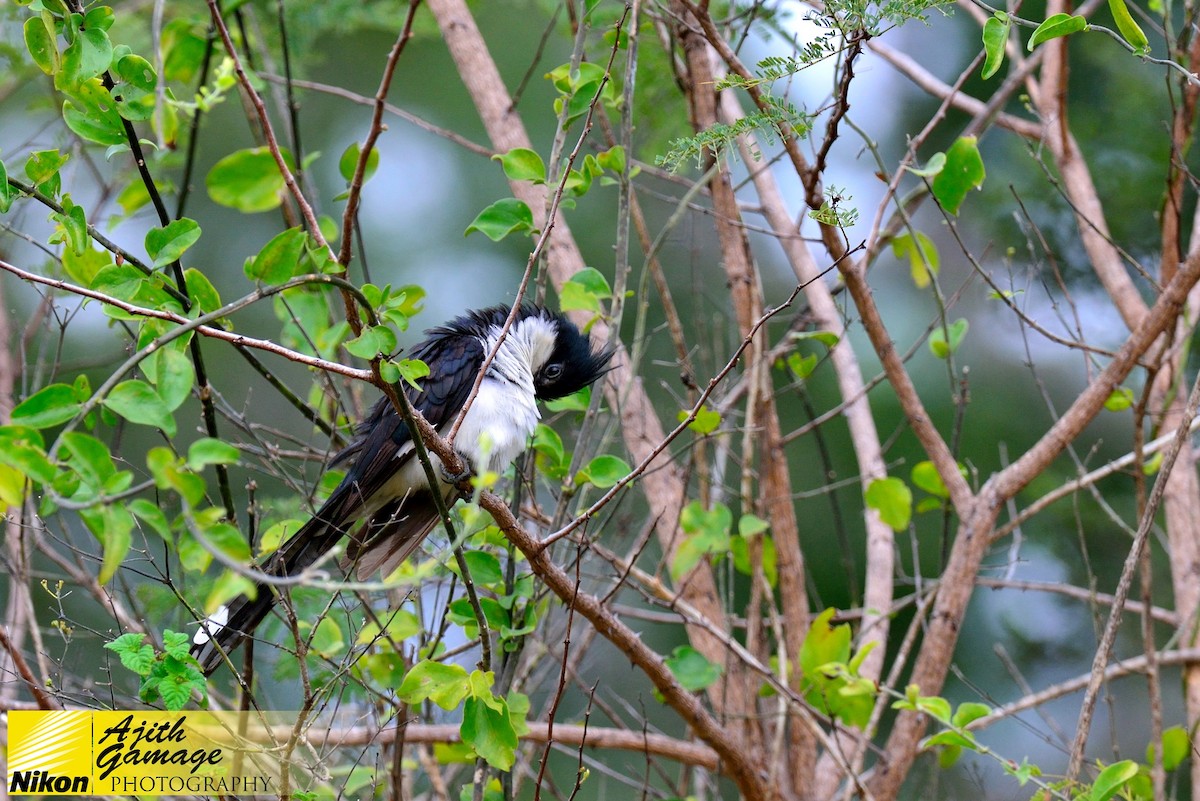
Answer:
[{"xmin": 532, "ymin": 312, "xmax": 614, "ymax": 400}]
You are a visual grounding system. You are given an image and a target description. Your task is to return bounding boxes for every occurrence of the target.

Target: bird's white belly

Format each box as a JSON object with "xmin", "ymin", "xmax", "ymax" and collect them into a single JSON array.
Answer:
[
  {"xmin": 375, "ymin": 377, "xmax": 539, "ymax": 507},
  {"xmin": 455, "ymin": 377, "xmax": 540, "ymax": 473}
]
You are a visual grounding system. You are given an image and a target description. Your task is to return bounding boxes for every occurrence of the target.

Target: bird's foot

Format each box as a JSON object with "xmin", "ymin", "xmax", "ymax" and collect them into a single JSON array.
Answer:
[{"xmin": 439, "ymin": 453, "xmax": 475, "ymax": 485}]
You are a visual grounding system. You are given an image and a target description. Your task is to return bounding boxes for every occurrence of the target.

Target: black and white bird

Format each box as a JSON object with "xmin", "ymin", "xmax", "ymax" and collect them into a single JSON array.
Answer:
[{"xmin": 192, "ymin": 305, "xmax": 613, "ymax": 674}]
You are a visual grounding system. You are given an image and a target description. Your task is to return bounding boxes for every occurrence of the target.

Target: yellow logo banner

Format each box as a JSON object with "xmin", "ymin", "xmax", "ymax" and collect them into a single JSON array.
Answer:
[{"xmin": 8, "ymin": 710, "xmax": 303, "ymax": 796}]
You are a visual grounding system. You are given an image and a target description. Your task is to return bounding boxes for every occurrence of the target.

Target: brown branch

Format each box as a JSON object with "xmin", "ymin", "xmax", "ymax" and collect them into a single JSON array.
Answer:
[
  {"xmin": 337, "ymin": 0, "xmax": 421, "ymax": 267},
  {"xmin": 286, "ymin": 720, "xmax": 721, "ymax": 769},
  {"xmin": 0, "ymin": 624, "xmax": 60, "ymax": 710},
  {"xmin": 0, "ymin": 260, "xmax": 372, "ymax": 382}
]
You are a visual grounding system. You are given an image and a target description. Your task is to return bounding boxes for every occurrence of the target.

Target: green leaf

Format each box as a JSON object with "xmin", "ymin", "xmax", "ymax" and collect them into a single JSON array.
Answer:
[
  {"xmin": 357, "ymin": 609, "xmax": 421, "ymax": 646},
  {"xmin": 907, "ymin": 152, "xmax": 946, "ymax": 178},
  {"xmin": 457, "ymin": 550, "xmax": 504, "ymax": 586},
  {"xmin": 129, "ymin": 498, "xmax": 171, "ymax": 541},
  {"xmin": 62, "ymin": 80, "xmax": 126, "ymax": 147},
  {"xmin": 11, "ymin": 384, "xmax": 82, "ymax": 429},
  {"xmin": 800, "ymin": 609, "xmax": 852, "ymax": 674},
  {"xmin": 24, "ymin": 16, "xmax": 59, "ymax": 75},
  {"xmin": 1108, "ymin": 0, "xmax": 1149, "ymax": 52},
  {"xmin": 25, "ymin": 149, "xmax": 70, "ymax": 189},
  {"xmin": 574, "ymin": 454, "xmax": 630, "ymax": 488},
  {"xmin": 493, "ymin": 147, "xmax": 546, "ymax": 184},
  {"xmin": 461, "ymin": 695, "xmax": 518, "ymax": 770},
  {"xmin": 786, "ymin": 352, "xmax": 818, "ymax": 380},
  {"xmin": 1146, "ymin": 726, "xmax": 1189, "ymax": 772},
  {"xmin": 679, "ymin": 405, "xmax": 721, "ymax": 434},
  {"xmin": 184, "ymin": 268, "xmax": 223, "ymax": 314},
  {"xmin": 0, "ymin": 161, "xmax": 14, "ymax": 215},
  {"xmin": 206, "ymin": 147, "xmax": 291, "ymax": 213},
  {"xmin": 398, "ymin": 660, "xmax": 470, "ymax": 710},
  {"xmin": 464, "ymin": 198, "xmax": 534, "ymax": 241},
  {"xmin": 338, "ymin": 141, "xmax": 380, "ymax": 183},
  {"xmin": 60, "ymin": 25, "xmax": 113, "ymax": 87},
  {"xmin": 62, "ymin": 244, "xmax": 111, "ymax": 286},
  {"xmin": 665, "ymin": 645, "xmax": 723, "ymax": 691},
  {"xmin": 911, "ymin": 461, "xmax": 950, "ymax": 498},
  {"xmin": 929, "ymin": 318, "xmax": 969, "ymax": 359},
  {"xmin": 1028, "ymin": 13, "xmax": 1089, "ymax": 50},
  {"xmin": 670, "ymin": 500, "xmax": 732, "ymax": 581},
  {"xmin": 1104, "ymin": 386, "xmax": 1135, "ymax": 412},
  {"xmin": 49, "ymin": 195, "xmax": 88, "ymax": 256},
  {"xmin": 104, "ymin": 633, "xmax": 155, "ymax": 676},
  {"xmin": 1090, "ymin": 760, "xmax": 1139, "ymax": 801},
  {"xmin": 345, "ymin": 325, "xmax": 397, "ymax": 359},
  {"xmin": 952, "ymin": 702, "xmax": 991, "ymax": 727},
  {"xmin": 554, "ymin": 266, "xmax": 609, "ymax": 309},
  {"xmin": 145, "ymin": 218, "xmax": 201, "ymax": 268},
  {"xmin": 982, "ymin": 13, "xmax": 1011, "ymax": 79},
  {"xmin": 597, "ymin": 145, "xmax": 627, "ymax": 175},
  {"xmin": 892, "ymin": 231, "xmax": 940, "ymax": 289},
  {"xmin": 187, "ymin": 438, "xmax": 240, "ymax": 470},
  {"xmin": 244, "ymin": 227, "xmax": 307, "ymax": 284},
  {"xmin": 730, "ymin": 527, "xmax": 777, "ymax": 586},
  {"xmin": 60, "ymin": 431, "xmax": 116, "ymax": 488},
  {"xmin": 89, "ymin": 503, "xmax": 133, "ymax": 584},
  {"xmin": 532, "ymin": 424, "xmax": 567, "ymax": 480},
  {"xmin": 384, "ymin": 357, "xmax": 429, "ymax": 391},
  {"xmin": 930, "ymin": 137, "xmax": 985, "ymax": 215},
  {"xmin": 739, "ymin": 514, "xmax": 770, "ymax": 537},
  {"xmin": 103, "ymin": 379, "xmax": 176, "ymax": 436},
  {"xmin": 865, "ymin": 477, "xmax": 912, "ymax": 531},
  {"xmin": 308, "ymin": 617, "xmax": 345, "ymax": 658}
]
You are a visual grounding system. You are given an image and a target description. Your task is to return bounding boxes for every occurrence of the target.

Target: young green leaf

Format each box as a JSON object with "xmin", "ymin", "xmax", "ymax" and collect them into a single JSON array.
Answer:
[
  {"xmin": 665, "ymin": 646, "xmax": 723, "ymax": 691},
  {"xmin": 461, "ymin": 695, "xmax": 518, "ymax": 770},
  {"xmin": 187, "ymin": 438, "xmax": 240, "ymax": 471},
  {"xmin": 930, "ymin": 137, "xmax": 985, "ymax": 214},
  {"xmin": 104, "ymin": 633, "xmax": 156, "ymax": 676},
  {"xmin": 60, "ymin": 26, "xmax": 113, "ymax": 87},
  {"xmin": 62, "ymin": 80, "xmax": 126, "ymax": 146},
  {"xmin": 679, "ymin": 404, "xmax": 721, "ymax": 435},
  {"xmin": 574, "ymin": 454, "xmax": 630, "ymax": 488},
  {"xmin": 907, "ymin": 152, "xmax": 946, "ymax": 178},
  {"xmin": 493, "ymin": 147, "xmax": 546, "ymax": 184},
  {"xmin": 1028, "ymin": 13, "xmax": 1088, "ymax": 50},
  {"xmin": 206, "ymin": 147, "xmax": 292, "ymax": 213},
  {"xmin": 865, "ymin": 477, "xmax": 913, "ymax": 531},
  {"xmin": 244, "ymin": 227, "xmax": 306, "ymax": 284},
  {"xmin": 1104, "ymin": 386, "xmax": 1135, "ymax": 411},
  {"xmin": 1089, "ymin": 760, "xmax": 1139, "ymax": 801},
  {"xmin": 145, "ymin": 218, "xmax": 201, "ymax": 268},
  {"xmin": 892, "ymin": 231, "xmax": 940, "ymax": 288},
  {"xmin": 24, "ymin": 16, "xmax": 60, "ymax": 75},
  {"xmin": 1108, "ymin": 0, "xmax": 1149, "ymax": 53},
  {"xmin": 398, "ymin": 660, "xmax": 470, "ymax": 710},
  {"xmin": 345, "ymin": 325, "xmax": 397, "ymax": 359},
  {"xmin": 11, "ymin": 383, "xmax": 82, "ymax": 429},
  {"xmin": 338, "ymin": 141, "xmax": 380, "ymax": 183},
  {"xmin": 929, "ymin": 318, "xmax": 969, "ymax": 359},
  {"xmin": 103, "ymin": 379, "xmax": 176, "ymax": 436},
  {"xmin": 981, "ymin": 13, "xmax": 1011, "ymax": 79},
  {"xmin": 464, "ymin": 198, "xmax": 535, "ymax": 241},
  {"xmin": 1146, "ymin": 726, "xmax": 1189, "ymax": 772}
]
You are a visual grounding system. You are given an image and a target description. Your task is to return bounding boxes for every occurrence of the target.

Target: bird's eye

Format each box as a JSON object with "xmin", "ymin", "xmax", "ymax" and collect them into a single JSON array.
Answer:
[{"xmin": 543, "ymin": 363, "xmax": 564, "ymax": 381}]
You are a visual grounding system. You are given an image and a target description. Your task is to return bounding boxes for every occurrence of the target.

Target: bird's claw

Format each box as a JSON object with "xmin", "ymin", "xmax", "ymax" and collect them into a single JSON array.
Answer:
[{"xmin": 439, "ymin": 454, "xmax": 475, "ymax": 485}]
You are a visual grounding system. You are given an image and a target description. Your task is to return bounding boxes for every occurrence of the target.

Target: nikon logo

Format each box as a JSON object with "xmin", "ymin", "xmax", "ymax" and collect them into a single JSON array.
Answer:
[{"xmin": 9, "ymin": 770, "xmax": 89, "ymax": 794}]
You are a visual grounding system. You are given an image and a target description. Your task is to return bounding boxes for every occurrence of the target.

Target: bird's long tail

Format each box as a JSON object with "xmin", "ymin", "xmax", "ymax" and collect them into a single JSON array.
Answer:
[{"xmin": 190, "ymin": 493, "xmax": 351, "ymax": 675}]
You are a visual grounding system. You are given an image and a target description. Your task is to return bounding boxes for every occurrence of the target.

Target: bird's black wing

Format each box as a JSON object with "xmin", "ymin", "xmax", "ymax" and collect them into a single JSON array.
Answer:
[{"xmin": 192, "ymin": 330, "xmax": 484, "ymax": 673}]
